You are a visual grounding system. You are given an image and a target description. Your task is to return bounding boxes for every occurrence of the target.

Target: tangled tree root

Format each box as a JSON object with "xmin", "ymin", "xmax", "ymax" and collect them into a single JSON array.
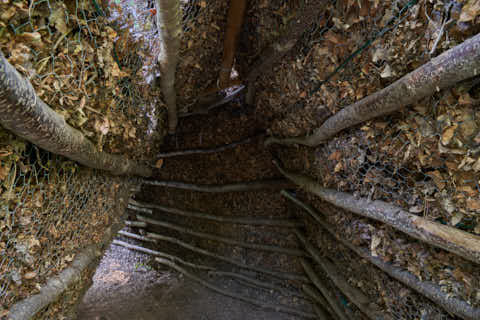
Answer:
[{"xmin": 130, "ymin": 199, "xmax": 301, "ymax": 227}]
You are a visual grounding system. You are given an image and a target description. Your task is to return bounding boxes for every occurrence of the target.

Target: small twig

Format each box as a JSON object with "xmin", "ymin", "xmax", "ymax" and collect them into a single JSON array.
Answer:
[
  {"xmin": 140, "ymin": 179, "xmax": 294, "ymax": 193},
  {"xmin": 427, "ymin": 3, "xmax": 454, "ymax": 56},
  {"xmin": 112, "ymin": 240, "xmax": 214, "ymax": 271},
  {"xmin": 156, "ymin": 134, "xmax": 258, "ymax": 158},
  {"xmin": 125, "ymin": 220, "xmax": 147, "ymax": 228},
  {"xmin": 155, "ymin": 257, "xmax": 317, "ymax": 319},
  {"xmin": 137, "ymin": 214, "xmax": 306, "ymax": 257},
  {"xmin": 130, "ymin": 199, "xmax": 301, "ymax": 228},
  {"xmin": 137, "ymin": 230, "xmax": 308, "ymax": 282}
]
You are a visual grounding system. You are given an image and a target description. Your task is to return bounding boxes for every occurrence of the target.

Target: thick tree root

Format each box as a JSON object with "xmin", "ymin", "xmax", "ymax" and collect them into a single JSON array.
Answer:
[
  {"xmin": 156, "ymin": 135, "xmax": 257, "ymax": 158},
  {"xmin": 295, "ymin": 230, "xmax": 384, "ymax": 320},
  {"xmin": 276, "ymin": 164, "xmax": 480, "ymax": 264},
  {"xmin": 140, "ymin": 178, "xmax": 294, "ymax": 192},
  {"xmin": 302, "ymin": 284, "xmax": 332, "ymax": 320},
  {"xmin": 208, "ymin": 271, "xmax": 306, "ymax": 300},
  {"xmin": 155, "ymin": 257, "xmax": 317, "ymax": 318},
  {"xmin": 300, "ymin": 258, "xmax": 349, "ymax": 320},
  {"xmin": 137, "ymin": 214, "xmax": 306, "ymax": 256},
  {"xmin": 0, "ymin": 51, "xmax": 151, "ymax": 177},
  {"xmin": 284, "ymin": 192, "xmax": 480, "ymax": 320},
  {"xmin": 266, "ymin": 33, "xmax": 480, "ymax": 147},
  {"xmin": 123, "ymin": 229, "xmax": 308, "ymax": 282},
  {"xmin": 8, "ymin": 246, "xmax": 99, "ymax": 320},
  {"xmin": 130, "ymin": 199, "xmax": 301, "ymax": 228},
  {"xmin": 112, "ymin": 239, "xmax": 214, "ymax": 271}
]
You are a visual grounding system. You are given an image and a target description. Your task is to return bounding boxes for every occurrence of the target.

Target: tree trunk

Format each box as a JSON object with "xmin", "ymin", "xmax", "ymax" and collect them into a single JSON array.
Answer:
[
  {"xmin": 283, "ymin": 192, "xmax": 480, "ymax": 320},
  {"xmin": 0, "ymin": 52, "xmax": 151, "ymax": 177},
  {"xmin": 245, "ymin": 0, "xmax": 329, "ymax": 105},
  {"xmin": 276, "ymin": 163, "xmax": 480, "ymax": 264},
  {"xmin": 8, "ymin": 246, "xmax": 98, "ymax": 320},
  {"xmin": 266, "ymin": 33, "xmax": 480, "ymax": 146},
  {"xmin": 156, "ymin": 0, "xmax": 182, "ymax": 134},
  {"xmin": 218, "ymin": 0, "xmax": 247, "ymax": 88}
]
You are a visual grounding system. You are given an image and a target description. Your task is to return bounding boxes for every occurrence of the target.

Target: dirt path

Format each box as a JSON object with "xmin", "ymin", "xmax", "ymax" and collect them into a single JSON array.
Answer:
[
  {"xmin": 78, "ymin": 103, "xmax": 310, "ymax": 319},
  {"xmin": 78, "ymin": 244, "xmax": 294, "ymax": 320}
]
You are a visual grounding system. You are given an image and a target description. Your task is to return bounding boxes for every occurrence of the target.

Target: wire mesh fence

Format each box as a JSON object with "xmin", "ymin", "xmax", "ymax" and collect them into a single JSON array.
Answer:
[{"xmin": 0, "ymin": 135, "xmax": 127, "ymax": 308}]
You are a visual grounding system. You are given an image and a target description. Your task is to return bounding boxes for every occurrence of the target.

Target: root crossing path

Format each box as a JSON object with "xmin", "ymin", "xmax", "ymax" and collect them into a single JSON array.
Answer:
[{"xmin": 79, "ymin": 107, "xmax": 315, "ymax": 319}]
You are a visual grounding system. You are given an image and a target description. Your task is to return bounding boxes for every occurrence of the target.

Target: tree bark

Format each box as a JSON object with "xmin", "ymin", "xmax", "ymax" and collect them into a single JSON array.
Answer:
[
  {"xmin": 130, "ymin": 199, "xmax": 301, "ymax": 227},
  {"xmin": 156, "ymin": 0, "xmax": 182, "ymax": 134},
  {"xmin": 8, "ymin": 246, "xmax": 98, "ymax": 320},
  {"xmin": 266, "ymin": 33, "xmax": 480, "ymax": 146},
  {"xmin": 300, "ymin": 258, "xmax": 349, "ymax": 320},
  {"xmin": 245, "ymin": 0, "xmax": 329, "ymax": 105},
  {"xmin": 302, "ymin": 284, "xmax": 333, "ymax": 320},
  {"xmin": 276, "ymin": 163, "xmax": 480, "ymax": 264},
  {"xmin": 0, "ymin": 51, "xmax": 151, "ymax": 177},
  {"xmin": 155, "ymin": 257, "xmax": 317, "ymax": 318},
  {"xmin": 218, "ymin": 0, "xmax": 247, "ymax": 88},
  {"xmin": 141, "ymin": 178, "xmax": 294, "ymax": 192},
  {"xmin": 295, "ymin": 230, "xmax": 383, "ymax": 320},
  {"xmin": 137, "ymin": 214, "xmax": 306, "ymax": 256},
  {"xmin": 284, "ymin": 192, "xmax": 480, "ymax": 320}
]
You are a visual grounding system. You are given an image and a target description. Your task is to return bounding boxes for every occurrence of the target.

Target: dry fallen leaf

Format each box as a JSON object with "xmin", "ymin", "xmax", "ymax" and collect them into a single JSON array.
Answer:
[
  {"xmin": 23, "ymin": 271, "xmax": 37, "ymax": 280},
  {"xmin": 155, "ymin": 159, "xmax": 164, "ymax": 169},
  {"xmin": 441, "ymin": 125, "xmax": 457, "ymax": 145},
  {"xmin": 459, "ymin": 0, "xmax": 480, "ymax": 22},
  {"xmin": 466, "ymin": 198, "xmax": 480, "ymax": 211}
]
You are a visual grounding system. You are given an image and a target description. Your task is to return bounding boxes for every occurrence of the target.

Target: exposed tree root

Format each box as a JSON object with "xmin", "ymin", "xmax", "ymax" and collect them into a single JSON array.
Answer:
[
  {"xmin": 118, "ymin": 230, "xmax": 157, "ymax": 243},
  {"xmin": 284, "ymin": 192, "xmax": 480, "ymax": 320},
  {"xmin": 302, "ymin": 284, "xmax": 332, "ymax": 320},
  {"xmin": 0, "ymin": 51, "xmax": 151, "ymax": 177},
  {"xmin": 8, "ymin": 246, "xmax": 99, "ymax": 320},
  {"xmin": 156, "ymin": 135, "xmax": 257, "ymax": 158},
  {"xmin": 276, "ymin": 164, "xmax": 480, "ymax": 264},
  {"xmin": 180, "ymin": 85, "xmax": 245, "ymax": 118},
  {"xmin": 130, "ymin": 199, "xmax": 301, "ymax": 227},
  {"xmin": 140, "ymin": 178, "xmax": 294, "ymax": 192},
  {"xmin": 295, "ymin": 230, "xmax": 383, "ymax": 320},
  {"xmin": 125, "ymin": 220, "xmax": 147, "ymax": 228},
  {"xmin": 300, "ymin": 258, "xmax": 349, "ymax": 320},
  {"xmin": 155, "ymin": 257, "xmax": 317, "ymax": 318},
  {"xmin": 112, "ymin": 239, "xmax": 214, "ymax": 271},
  {"xmin": 137, "ymin": 214, "xmax": 306, "ymax": 256},
  {"xmin": 155, "ymin": 0, "xmax": 182, "ymax": 133},
  {"xmin": 209, "ymin": 271, "xmax": 306, "ymax": 300},
  {"xmin": 265, "ymin": 33, "xmax": 480, "ymax": 146},
  {"xmin": 141, "ymin": 230, "xmax": 308, "ymax": 282}
]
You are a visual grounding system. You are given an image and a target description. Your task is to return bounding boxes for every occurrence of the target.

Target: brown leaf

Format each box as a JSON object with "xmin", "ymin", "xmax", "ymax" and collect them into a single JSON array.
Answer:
[
  {"xmin": 466, "ymin": 198, "xmax": 480, "ymax": 211},
  {"xmin": 23, "ymin": 271, "xmax": 37, "ymax": 280},
  {"xmin": 441, "ymin": 125, "xmax": 457, "ymax": 145},
  {"xmin": 459, "ymin": 0, "xmax": 480, "ymax": 22},
  {"xmin": 328, "ymin": 151, "xmax": 342, "ymax": 161}
]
